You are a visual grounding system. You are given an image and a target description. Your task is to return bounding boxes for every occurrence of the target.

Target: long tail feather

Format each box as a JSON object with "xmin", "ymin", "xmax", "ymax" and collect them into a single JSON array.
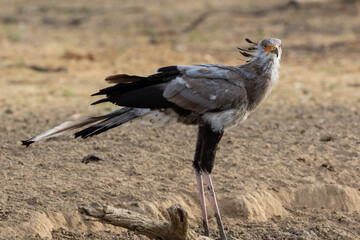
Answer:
[
  {"xmin": 21, "ymin": 108, "xmax": 149, "ymax": 146},
  {"xmin": 74, "ymin": 108, "xmax": 150, "ymax": 138}
]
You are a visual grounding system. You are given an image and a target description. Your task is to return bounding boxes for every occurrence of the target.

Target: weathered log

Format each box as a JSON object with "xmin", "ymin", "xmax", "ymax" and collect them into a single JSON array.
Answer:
[{"xmin": 79, "ymin": 203, "xmax": 210, "ymax": 240}]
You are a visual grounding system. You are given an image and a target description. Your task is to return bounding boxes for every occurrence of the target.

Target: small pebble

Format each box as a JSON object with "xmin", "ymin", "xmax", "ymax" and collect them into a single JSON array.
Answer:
[
  {"xmin": 320, "ymin": 135, "xmax": 335, "ymax": 142},
  {"xmin": 321, "ymin": 163, "xmax": 335, "ymax": 172},
  {"xmin": 82, "ymin": 154, "xmax": 102, "ymax": 164}
]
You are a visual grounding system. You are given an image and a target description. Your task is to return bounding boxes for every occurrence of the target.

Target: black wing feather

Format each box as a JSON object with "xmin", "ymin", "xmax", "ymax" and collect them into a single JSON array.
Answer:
[
  {"xmin": 91, "ymin": 71, "xmax": 181, "ymax": 109},
  {"xmin": 106, "ymin": 83, "xmax": 176, "ymax": 108},
  {"xmin": 157, "ymin": 66, "xmax": 179, "ymax": 72}
]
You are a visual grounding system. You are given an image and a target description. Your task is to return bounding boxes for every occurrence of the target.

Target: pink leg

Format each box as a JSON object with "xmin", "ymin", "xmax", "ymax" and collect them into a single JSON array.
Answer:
[
  {"xmin": 196, "ymin": 171, "xmax": 210, "ymax": 236},
  {"xmin": 203, "ymin": 172, "xmax": 227, "ymax": 240}
]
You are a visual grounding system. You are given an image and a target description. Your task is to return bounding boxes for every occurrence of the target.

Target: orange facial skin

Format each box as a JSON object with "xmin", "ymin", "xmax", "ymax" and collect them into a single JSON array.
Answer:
[{"xmin": 263, "ymin": 44, "xmax": 280, "ymax": 57}]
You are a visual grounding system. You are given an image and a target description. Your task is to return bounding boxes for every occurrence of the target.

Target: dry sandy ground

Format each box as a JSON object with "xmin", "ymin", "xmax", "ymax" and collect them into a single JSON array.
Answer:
[{"xmin": 1, "ymin": 0, "xmax": 360, "ymax": 239}]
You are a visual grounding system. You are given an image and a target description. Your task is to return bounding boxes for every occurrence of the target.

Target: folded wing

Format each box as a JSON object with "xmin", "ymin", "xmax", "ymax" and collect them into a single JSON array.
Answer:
[{"xmin": 162, "ymin": 65, "xmax": 247, "ymax": 114}]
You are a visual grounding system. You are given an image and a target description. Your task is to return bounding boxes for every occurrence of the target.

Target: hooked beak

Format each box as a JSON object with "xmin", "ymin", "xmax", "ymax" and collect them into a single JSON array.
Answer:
[{"xmin": 271, "ymin": 47, "xmax": 279, "ymax": 58}]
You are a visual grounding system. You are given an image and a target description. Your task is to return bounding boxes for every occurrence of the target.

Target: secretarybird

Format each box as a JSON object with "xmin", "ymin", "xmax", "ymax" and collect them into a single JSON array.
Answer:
[{"xmin": 22, "ymin": 38, "xmax": 282, "ymax": 239}]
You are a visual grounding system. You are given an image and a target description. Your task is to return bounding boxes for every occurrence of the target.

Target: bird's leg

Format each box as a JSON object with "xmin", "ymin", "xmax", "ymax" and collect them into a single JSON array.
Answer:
[
  {"xmin": 203, "ymin": 172, "xmax": 227, "ymax": 240},
  {"xmin": 195, "ymin": 171, "xmax": 210, "ymax": 236},
  {"xmin": 199, "ymin": 125, "xmax": 227, "ymax": 240},
  {"xmin": 193, "ymin": 126, "xmax": 210, "ymax": 236}
]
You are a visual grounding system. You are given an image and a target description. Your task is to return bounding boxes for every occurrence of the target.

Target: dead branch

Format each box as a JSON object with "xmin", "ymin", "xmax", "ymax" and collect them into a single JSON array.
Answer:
[{"xmin": 79, "ymin": 203, "xmax": 210, "ymax": 240}]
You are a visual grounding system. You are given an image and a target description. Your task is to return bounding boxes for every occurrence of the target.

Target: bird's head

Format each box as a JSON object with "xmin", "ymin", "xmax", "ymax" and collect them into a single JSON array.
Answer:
[
  {"xmin": 259, "ymin": 38, "xmax": 282, "ymax": 59},
  {"xmin": 238, "ymin": 37, "xmax": 282, "ymax": 62}
]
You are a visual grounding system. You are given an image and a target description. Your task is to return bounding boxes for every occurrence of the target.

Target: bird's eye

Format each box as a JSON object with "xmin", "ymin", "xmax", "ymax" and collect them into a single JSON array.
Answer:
[{"xmin": 263, "ymin": 44, "xmax": 268, "ymax": 49}]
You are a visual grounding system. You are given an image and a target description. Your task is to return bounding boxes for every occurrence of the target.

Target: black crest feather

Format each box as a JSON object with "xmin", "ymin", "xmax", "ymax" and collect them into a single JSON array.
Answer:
[
  {"xmin": 245, "ymin": 38, "xmax": 258, "ymax": 45},
  {"xmin": 237, "ymin": 38, "xmax": 259, "ymax": 59},
  {"xmin": 238, "ymin": 51, "xmax": 253, "ymax": 58}
]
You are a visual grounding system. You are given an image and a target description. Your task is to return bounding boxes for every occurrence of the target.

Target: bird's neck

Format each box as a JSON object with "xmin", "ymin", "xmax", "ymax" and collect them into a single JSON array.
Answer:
[{"xmin": 240, "ymin": 56, "xmax": 280, "ymax": 111}]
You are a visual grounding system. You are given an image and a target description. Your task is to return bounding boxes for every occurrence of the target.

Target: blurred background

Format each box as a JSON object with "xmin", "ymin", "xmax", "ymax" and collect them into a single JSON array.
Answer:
[
  {"xmin": 0, "ymin": 0, "xmax": 359, "ymax": 239},
  {"xmin": 1, "ymin": 0, "xmax": 359, "ymax": 112}
]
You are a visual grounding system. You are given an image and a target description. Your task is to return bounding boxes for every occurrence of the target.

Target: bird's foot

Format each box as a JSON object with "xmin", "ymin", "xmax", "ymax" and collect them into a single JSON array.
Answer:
[
  {"xmin": 215, "ymin": 213, "xmax": 227, "ymax": 240},
  {"xmin": 203, "ymin": 220, "xmax": 210, "ymax": 236}
]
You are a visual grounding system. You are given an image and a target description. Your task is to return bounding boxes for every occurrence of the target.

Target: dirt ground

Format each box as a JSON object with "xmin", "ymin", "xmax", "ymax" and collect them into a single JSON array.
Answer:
[{"xmin": 1, "ymin": 0, "xmax": 360, "ymax": 239}]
